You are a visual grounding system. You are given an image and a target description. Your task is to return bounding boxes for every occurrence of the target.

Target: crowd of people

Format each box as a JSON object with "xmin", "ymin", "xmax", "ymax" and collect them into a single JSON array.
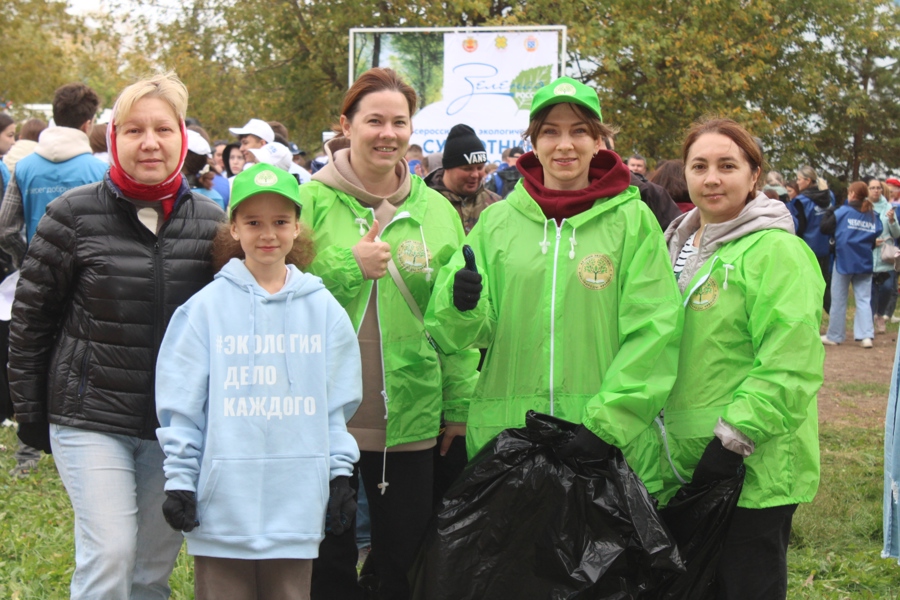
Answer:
[{"xmin": 4, "ymin": 66, "xmax": 894, "ymax": 599}]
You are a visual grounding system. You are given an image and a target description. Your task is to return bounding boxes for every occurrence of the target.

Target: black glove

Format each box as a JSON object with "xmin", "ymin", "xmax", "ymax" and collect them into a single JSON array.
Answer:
[
  {"xmin": 691, "ymin": 437, "xmax": 744, "ymax": 486},
  {"xmin": 17, "ymin": 421, "xmax": 52, "ymax": 454},
  {"xmin": 453, "ymin": 245, "xmax": 482, "ymax": 312},
  {"xmin": 162, "ymin": 490, "xmax": 199, "ymax": 532},
  {"xmin": 557, "ymin": 424, "xmax": 611, "ymax": 460},
  {"xmin": 327, "ymin": 476, "xmax": 357, "ymax": 536}
]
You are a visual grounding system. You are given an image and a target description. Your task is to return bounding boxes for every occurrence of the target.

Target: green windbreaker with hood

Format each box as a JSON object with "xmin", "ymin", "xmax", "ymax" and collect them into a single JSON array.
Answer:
[
  {"xmin": 658, "ymin": 193, "xmax": 823, "ymax": 508},
  {"xmin": 299, "ymin": 175, "xmax": 479, "ymax": 448},
  {"xmin": 424, "ymin": 160, "xmax": 682, "ymax": 494}
]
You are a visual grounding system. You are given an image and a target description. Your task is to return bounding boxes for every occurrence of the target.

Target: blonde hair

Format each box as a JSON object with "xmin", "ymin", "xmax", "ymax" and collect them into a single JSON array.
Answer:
[{"xmin": 113, "ymin": 72, "xmax": 188, "ymax": 126}]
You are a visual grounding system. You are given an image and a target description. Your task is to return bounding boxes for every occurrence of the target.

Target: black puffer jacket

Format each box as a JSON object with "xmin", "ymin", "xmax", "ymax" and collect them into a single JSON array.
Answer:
[{"xmin": 9, "ymin": 176, "xmax": 224, "ymax": 439}]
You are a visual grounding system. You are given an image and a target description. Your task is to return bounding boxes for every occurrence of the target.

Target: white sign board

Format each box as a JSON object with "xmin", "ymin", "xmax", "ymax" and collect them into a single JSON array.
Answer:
[{"xmin": 350, "ymin": 27, "xmax": 565, "ymax": 164}]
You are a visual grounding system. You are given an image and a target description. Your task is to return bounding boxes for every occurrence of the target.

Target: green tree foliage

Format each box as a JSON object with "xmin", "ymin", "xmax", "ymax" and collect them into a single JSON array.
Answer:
[{"xmin": 4, "ymin": 0, "xmax": 897, "ymax": 179}]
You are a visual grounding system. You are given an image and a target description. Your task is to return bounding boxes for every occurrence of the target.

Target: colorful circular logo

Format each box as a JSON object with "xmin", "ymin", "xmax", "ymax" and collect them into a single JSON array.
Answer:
[
  {"xmin": 254, "ymin": 170, "xmax": 278, "ymax": 187},
  {"xmin": 525, "ymin": 36, "xmax": 539, "ymax": 52},
  {"xmin": 396, "ymin": 240, "xmax": 433, "ymax": 273},
  {"xmin": 463, "ymin": 37, "xmax": 478, "ymax": 53},
  {"xmin": 577, "ymin": 254, "xmax": 614, "ymax": 290},
  {"xmin": 689, "ymin": 278, "xmax": 719, "ymax": 311}
]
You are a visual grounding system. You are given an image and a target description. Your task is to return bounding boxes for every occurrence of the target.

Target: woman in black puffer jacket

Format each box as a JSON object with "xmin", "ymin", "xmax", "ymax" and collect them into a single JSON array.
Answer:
[{"xmin": 9, "ymin": 72, "xmax": 223, "ymax": 599}]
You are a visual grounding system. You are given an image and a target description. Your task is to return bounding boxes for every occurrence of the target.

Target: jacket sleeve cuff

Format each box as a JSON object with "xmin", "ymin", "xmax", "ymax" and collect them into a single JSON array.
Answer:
[{"xmin": 714, "ymin": 417, "xmax": 755, "ymax": 457}]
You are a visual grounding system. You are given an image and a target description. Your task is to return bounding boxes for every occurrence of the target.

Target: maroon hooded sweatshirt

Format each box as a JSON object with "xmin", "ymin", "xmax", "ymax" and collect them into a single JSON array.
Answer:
[{"xmin": 518, "ymin": 149, "xmax": 632, "ymax": 223}]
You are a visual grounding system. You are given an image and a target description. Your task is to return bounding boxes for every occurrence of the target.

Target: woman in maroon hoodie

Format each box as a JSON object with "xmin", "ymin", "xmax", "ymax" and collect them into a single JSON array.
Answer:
[{"xmin": 428, "ymin": 76, "xmax": 681, "ymax": 493}]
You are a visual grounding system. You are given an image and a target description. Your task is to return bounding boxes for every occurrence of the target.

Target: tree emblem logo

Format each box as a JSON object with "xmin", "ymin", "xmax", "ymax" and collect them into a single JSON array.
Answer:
[
  {"xmin": 253, "ymin": 170, "xmax": 279, "ymax": 187},
  {"xmin": 554, "ymin": 83, "xmax": 577, "ymax": 97},
  {"xmin": 396, "ymin": 240, "xmax": 432, "ymax": 274},
  {"xmin": 689, "ymin": 277, "xmax": 719, "ymax": 311},
  {"xmin": 577, "ymin": 254, "xmax": 614, "ymax": 290}
]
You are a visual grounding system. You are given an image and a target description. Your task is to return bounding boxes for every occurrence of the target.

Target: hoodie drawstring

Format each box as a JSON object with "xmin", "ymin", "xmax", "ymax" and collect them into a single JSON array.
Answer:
[
  {"xmin": 568, "ymin": 227, "xmax": 578, "ymax": 260},
  {"xmin": 419, "ymin": 225, "xmax": 433, "ymax": 282},
  {"xmin": 722, "ymin": 264, "xmax": 735, "ymax": 290},
  {"xmin": 378, "ymin": 447, "xmax": 390, "ymax": 495},
  {"xmin": 284, "ymin": 291, "xmax": 298, "ymax": 393},
  {"xmin": 355, "ymin": 217, "xmax": 367, "ymax": 236},
  {"xmin": 539, "ymin": 220, "xmax": 550, "ymax": 254},
  {"xmin": 246, "ymin": 284, "xmax": 256, "ymax": 374}
]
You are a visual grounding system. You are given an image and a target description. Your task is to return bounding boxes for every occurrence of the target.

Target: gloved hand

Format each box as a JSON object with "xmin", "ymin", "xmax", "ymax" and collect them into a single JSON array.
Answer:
[
  {"xmin": 162, "ymin": 490, "xmax": 199, "ymax": 532},
  {"xmin": 453, "ymin": 245, "xmax": 482, "ymax": 312},
  {"xmin": 17, "ymin": 421, "xmax": 52, "ymax": 454},
  {"xmin": 691, "ymin": 437, "xmax": 744, "ymax": 486},
  {"xmin": 557, "ymin": 424, "xmax": 611, "ymax": 460},
  {"xmin": 327, "ymin": 476, "xmax": 357, "ymax": 536}
]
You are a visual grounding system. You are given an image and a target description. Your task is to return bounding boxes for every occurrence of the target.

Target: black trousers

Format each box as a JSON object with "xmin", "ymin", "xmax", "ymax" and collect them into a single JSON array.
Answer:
[
  {"xmin": 818, "ymin": 254, "xmax": 832, "ymax": 314},
  {"xmin": 715, "ymin": 504, "xmax": 797, "ymax": 600},
  {"xmin": 312, "ymin": 449, "xmax": 434, "ymax": 600}
]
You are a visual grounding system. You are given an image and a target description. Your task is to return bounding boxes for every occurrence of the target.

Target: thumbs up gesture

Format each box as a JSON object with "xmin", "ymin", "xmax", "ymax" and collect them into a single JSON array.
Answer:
[
  {"xmin": 453, "ymin": 245, "xmax": 482, "ymax": 312},
  {"xmin": 353, "ymin": 219, "xmax": 392, "ymax": 280}
]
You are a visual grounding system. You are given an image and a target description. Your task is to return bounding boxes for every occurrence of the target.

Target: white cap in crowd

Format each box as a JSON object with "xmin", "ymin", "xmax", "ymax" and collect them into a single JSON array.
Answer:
[
  {"xmin": 248, "ymin": 142, "xmax": 294, "ymax": 172},
  {"xmin": 229, "ymin": 118, "xmax": 275, "ymax": 144},
  {"xmin": 186, "ymin": 130, "xmax": 211, "ymax": 156}
]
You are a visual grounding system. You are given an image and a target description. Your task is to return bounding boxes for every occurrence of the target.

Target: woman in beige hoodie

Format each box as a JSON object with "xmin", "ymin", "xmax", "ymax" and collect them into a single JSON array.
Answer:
[{"xmin": 2, "ymin": 118, "xmax": 46, "ymax": 178}]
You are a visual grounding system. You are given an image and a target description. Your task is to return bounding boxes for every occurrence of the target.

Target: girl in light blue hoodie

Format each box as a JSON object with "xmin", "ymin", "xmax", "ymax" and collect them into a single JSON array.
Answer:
[{"xmin": 156, "ymin": 163, "xmax": 362, "ymax": 599}]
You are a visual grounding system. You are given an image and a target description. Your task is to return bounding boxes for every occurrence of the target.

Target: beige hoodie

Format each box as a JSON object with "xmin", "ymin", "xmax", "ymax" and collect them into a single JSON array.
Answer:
[
  {"xmin": 312, "ymin": 137, "xmax": 434, "ymax": 452},
  {"xmin": 664, "ymin": 193, "xmax": 796, "ymax": 293}
]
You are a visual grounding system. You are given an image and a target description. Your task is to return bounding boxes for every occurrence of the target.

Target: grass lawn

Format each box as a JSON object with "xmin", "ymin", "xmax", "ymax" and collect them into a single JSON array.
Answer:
[
  {"xmin": 1, "ymin": 300, "xmax": 898, "ymax": 598},
  {"xmin": 0, "ymin": 420, "xmax": 897, "ymax": 598}
]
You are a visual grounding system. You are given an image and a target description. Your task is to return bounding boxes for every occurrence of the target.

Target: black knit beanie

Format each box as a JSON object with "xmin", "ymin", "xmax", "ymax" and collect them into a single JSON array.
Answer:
[{"xmin": 442, "ymin": 124, "xmax": 488, "ymax": 169}]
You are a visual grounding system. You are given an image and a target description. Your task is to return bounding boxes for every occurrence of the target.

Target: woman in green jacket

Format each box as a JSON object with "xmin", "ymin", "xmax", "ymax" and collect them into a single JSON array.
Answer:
[
  {"xmin": 302, "ymin": 68, "xmax": 478, "ymax": 600},
  {"xmin": 425, "ymin": 77, "xmax": 681, "ymax": 495},
  {"xmin": 661, "ymin": 117, "xmax": 823, "ymax": 599}
]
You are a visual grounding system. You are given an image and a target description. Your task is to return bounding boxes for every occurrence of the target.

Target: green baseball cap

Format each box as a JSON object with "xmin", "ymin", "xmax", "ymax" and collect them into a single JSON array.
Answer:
[
  {"xmin": 529, "ymin": 76, "xmax": 602, "ymax": 122},
  {"xmin": 228, "ymin": 163, "xmax": 302, "ymax": 218}
]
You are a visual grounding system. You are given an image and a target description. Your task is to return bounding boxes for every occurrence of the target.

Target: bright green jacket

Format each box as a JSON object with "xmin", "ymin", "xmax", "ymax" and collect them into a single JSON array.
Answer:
[
  {"xmin": 424, "ymin": 184, "xmax": 682, "ymax": 494},
  {"xmin": 658, "ymin": 229, "xmax": 823, "ymax": 508},
  {"xmin": 299, "ymin": 177, "xmax": 479, "ymax": 448}
]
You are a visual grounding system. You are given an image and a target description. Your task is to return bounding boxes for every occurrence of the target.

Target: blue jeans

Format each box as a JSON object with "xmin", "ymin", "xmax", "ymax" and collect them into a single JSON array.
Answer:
[
  {"xmin": 827, "ymin": 269, "xmax": 874, "ymax": 343},
  {"xmin": 871, "ymin": 270, "xmax": 896, "ymax": 317},
  {"xmin": 50, "ymin": 424, "xmax": 184, "ymax": 600}
]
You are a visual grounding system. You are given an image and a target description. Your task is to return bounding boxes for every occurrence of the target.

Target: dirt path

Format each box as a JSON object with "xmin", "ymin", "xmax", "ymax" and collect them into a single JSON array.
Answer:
[{"xmin": 819, "ymin": 328, "xmax": 895, "ymax": 430}]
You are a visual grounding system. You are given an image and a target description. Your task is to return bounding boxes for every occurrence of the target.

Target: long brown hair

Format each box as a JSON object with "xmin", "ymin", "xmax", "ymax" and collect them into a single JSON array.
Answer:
[
  {"xmin": 848, "ymin": 181, "xmax": 873, "ymax": 212},
  {"xmin": 210, "ymin": 203, "xmax": 315, "ymax": 273}
]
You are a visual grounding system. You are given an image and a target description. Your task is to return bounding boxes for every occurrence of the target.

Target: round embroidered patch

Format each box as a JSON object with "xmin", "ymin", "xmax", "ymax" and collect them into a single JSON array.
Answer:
[
  {"xmin": 689, "ymin": 277, "xmax": 719, "ymax": 311},
  {"xmin": 553, "ymin": 82, "xmax": 577, "ymax": 96},
  {"xmin": 577, "ymin": 254, "xmax": 614, "ymax": 290},
  {"xmin": 396, "ymin": 240, "xmax": 432, "ymax": 273},
  {"xmin": 253, "ymin": 170, "xmax": 279, "ymax": 187}
]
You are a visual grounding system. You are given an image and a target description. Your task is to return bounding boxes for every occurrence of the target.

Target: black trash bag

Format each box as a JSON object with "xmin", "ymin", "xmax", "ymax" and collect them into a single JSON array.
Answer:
[
  {"xmin": 656, "ymin": 466, "xmax": 745, "ymax": 599},
  {"xmin": 410, "ymin": 411, "xmax": 684, "ymax": 600}
]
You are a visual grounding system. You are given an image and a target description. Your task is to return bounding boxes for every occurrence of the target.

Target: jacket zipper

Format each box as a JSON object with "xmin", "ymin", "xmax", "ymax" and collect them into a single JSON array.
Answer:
[
  {"xmin": 549, "ymin": 220, "xmax": 564, "ymax": 416},
  {"xmin": 145, "ymin": 240, "xmax": 164, "ymax": 438},
  {"xmin": 655, "ymin": 415, "xmax": 687, "ymax": 485},
  {"xmin": 75, "ymin": 342, "xmax": 92, "ymax": 412}
]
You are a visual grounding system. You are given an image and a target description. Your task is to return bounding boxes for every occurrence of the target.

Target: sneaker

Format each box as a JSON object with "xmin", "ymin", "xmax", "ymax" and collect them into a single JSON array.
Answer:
[
  {"xmin": 891, "ymin": 316, "xmax": 900, "ymax": 324},
  {"xmin": 861, "ymin": 338, "xmax": 874, "ymax": 349},
  {"xmin": 8, "ymin": 458, "xmax": 39, "ymax": 479},
  {"xmin": 876, "ymin": 315, "xmax": 887, "ymax": 334},
  {"xmin": 821, "ymin": 335, "xmax": 839, "ymax": 346}
]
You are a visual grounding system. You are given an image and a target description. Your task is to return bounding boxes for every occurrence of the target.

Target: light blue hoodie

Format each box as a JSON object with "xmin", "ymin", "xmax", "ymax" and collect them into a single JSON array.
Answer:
[{"xmin": 156, "ymin": 258, "xmax": 362, "ymax": 560}]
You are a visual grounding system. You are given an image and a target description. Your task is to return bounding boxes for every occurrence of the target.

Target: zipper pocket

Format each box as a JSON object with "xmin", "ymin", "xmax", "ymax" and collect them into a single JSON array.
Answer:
[{"xmin": 76, "ymin": 341, "xmax": 92, "ymax": 409}]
